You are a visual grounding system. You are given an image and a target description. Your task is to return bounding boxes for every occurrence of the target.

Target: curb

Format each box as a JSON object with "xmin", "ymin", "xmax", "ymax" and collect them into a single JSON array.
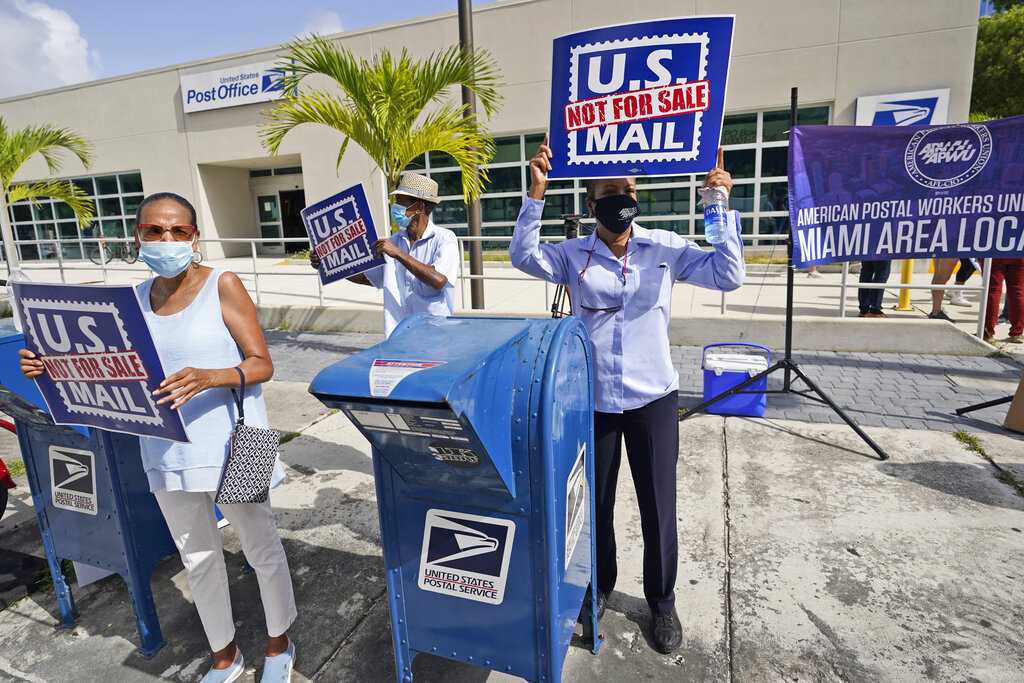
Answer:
[{"xmin": 256, "ymin": 306, "xmax": 996, "ymax": 356}]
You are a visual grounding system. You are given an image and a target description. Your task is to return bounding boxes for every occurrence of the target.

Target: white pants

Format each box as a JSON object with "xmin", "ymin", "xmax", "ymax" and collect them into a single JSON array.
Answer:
[{"xmin": 154, "ymin": 490, "xmax": 297, "ymax": 652}]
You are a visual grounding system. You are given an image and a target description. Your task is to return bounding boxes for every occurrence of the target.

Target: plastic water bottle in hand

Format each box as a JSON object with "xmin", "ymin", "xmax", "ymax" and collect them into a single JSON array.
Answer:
[{"xmin": 700, "ymin": 186, "xmax": 728, "ymax": 245}]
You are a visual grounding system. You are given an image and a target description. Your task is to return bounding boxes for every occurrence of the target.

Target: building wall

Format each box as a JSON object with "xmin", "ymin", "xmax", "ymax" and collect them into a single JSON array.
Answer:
[{"xmin": 0, "ymin": 0, "xmax": 979, "ymax": 257}]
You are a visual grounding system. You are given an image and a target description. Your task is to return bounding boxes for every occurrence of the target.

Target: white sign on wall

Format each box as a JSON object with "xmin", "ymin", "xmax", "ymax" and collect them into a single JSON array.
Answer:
[
  {"xmin": 180, "ymin": 61, "xmax": 285, "ymax": 114},
  {"xmin": 855, "ymin": 88, "xmax": 950, "ymax": 126}
]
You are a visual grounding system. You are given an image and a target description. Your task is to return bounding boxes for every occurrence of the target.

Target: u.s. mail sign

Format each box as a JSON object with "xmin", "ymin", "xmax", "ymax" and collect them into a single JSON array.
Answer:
[
  {"xmin": 547, "ymin": 16, "xmax": 735, "ymax": 179},
  {"xmin": 180, "ymin": 61, "xmax": 285, "ymax": 114}
]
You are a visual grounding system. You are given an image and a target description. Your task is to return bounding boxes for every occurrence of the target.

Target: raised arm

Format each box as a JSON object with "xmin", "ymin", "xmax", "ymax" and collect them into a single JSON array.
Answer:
[
  {"xmin": 672, "ymin": 210, "xmax": 745, "ymax": 291},
  {"xmin": 509, "ymin": 137, "xmax": 570, "ymax": 285},
  {"xmin": 673, "ymin": 155, "xmax": 745, "ymax": 290}
]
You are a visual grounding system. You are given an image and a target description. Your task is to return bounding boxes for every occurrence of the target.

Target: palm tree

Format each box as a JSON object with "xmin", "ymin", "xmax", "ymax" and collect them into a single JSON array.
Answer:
[
  {"xmin": 261, "ymin": 35, "xmax": 502, "ymax": 202},
  {"xmin": 0, "ymin": 117, "xmax": 94, "ymax": 268}
]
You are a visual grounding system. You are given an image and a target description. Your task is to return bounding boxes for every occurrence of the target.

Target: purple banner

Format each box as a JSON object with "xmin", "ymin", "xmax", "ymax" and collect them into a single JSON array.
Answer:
[{"xmin": 788, "ymin": 115, "xmax": 1024, "ymax": 267}]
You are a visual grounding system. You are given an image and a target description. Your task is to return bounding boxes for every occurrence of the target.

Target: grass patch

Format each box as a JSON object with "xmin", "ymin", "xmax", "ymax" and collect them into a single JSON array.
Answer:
[
  {"xmin": 6, "ymin": 459, "xmax": 25, "ymax": 478},
  {"xmin": 34, "ymin": 559, "xmax": 76, "ymax": 593},
  {"xmin": 954, "ymin": 429, "xmax": 1024, "ymax": 498},
  {"xmin": 279, "ymin": 431, "xmax": 301, "ymax": 445}
]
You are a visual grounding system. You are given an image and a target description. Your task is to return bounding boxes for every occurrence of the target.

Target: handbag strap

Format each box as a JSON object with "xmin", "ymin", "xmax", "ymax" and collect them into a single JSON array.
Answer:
[{"xmin": 230, "ymin": 366, "xmax": 246, "ymax": 425}]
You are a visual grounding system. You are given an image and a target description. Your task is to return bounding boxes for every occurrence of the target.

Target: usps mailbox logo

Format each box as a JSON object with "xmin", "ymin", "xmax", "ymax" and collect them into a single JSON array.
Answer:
[
  {"xmin": 904, "ymin": 124, "xmax": 993, "ymax": 190},
  {"xmin": 49, "ymin": 446, "xmax": 97, "ymax": 515},
  {"xmin": 418, "ymin": 509, "xmax": 516, "ymax": 605},
  {"xmin": 548, "ymin": 16, "xmax": 734, "ymax": 178}
]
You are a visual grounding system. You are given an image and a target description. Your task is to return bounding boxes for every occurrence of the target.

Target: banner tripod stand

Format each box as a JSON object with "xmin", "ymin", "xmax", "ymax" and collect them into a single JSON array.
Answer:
[
  {"xmin": 955, "ymin": 394, "xmax": 1013, "ymax": 416},
  {"xmin": 680, "ymin": 86, "xmax": 890, "ymax": 461}
]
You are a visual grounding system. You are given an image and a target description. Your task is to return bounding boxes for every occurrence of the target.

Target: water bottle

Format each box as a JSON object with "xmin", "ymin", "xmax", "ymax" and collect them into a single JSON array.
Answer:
[{"xmin": 699, "ymin": 186, "xmax": 729, "ymax": 245}]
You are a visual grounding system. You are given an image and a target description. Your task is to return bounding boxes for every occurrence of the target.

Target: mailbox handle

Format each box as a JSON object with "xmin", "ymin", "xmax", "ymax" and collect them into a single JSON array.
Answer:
[{"xmin": 230, "ymin": 366, "xmax": 246, "ymax": 425}]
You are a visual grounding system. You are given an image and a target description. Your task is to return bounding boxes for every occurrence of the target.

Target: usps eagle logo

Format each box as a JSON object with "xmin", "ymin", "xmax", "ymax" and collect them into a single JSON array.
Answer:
[{"xmin": 904, "ymin": 124, "xmax": 992, "ymax": 190}]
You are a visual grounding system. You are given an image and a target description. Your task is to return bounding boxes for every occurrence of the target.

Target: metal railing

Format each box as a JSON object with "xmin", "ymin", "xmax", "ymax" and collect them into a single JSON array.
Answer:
[{"xmin": 0, "ymin": 234, "xmax": 995, "ymax": 339}]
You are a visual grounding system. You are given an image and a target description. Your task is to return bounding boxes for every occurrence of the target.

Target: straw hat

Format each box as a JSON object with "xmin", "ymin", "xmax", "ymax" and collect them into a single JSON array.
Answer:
[{"xmin": 390, "ymin": 172, "xmax": 440, "ymax": 204}]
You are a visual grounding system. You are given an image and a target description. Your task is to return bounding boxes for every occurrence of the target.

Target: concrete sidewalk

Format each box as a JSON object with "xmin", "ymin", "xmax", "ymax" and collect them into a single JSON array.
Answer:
[{"xmin": 1, "ymin": 379, "xmax": 1023, "ymax": 682}]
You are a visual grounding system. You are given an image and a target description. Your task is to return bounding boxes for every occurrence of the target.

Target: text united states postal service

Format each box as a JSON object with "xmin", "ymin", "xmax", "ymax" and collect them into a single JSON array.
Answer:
[
  {"xmin": 547, "ymin": 16, "xmax": 734, "ymax": 179},
  {"xmin": 301, "ymin": 183, "xmax": 385, "ymax": 285},
  {"xmin": 789, "ymin": 114, "xmax": 1024, "ymax": 267},
  {"xmin": 13, "ymin": 282, "xmax": 188, "ymax": 441}
]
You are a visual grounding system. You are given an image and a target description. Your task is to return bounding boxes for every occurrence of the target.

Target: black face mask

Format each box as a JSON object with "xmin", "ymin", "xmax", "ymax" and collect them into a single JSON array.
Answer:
[{"xmin": 593, "ymin": 194, "xmax": 639, "ymax": 234}]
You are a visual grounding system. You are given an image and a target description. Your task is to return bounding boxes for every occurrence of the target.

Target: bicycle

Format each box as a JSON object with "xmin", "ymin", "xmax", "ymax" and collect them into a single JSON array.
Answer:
[{"xmin": 86, "ymin": 237, "xmax": 138, "ymax": 265}]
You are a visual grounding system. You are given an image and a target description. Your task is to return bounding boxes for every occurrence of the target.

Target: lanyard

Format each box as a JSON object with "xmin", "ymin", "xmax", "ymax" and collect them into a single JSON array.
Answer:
[{"xmin": 578, "ymin": 234, "xmax": 630, "ymax": 286}]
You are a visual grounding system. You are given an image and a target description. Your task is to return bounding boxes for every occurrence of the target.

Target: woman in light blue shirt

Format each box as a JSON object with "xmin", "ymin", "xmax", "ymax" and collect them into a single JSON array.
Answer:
[{"xmin": 509, "ymin": 140, "xmax": 744, "ymax": 655}]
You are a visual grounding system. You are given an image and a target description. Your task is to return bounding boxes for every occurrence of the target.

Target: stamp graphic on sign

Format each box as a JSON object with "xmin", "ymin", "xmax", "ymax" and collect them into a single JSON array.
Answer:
[
  {"xmin": 565, "ymin": 443, "xmax": 587, "ymax": 570},
  {"xmin": 13, "ymin": 282, "xmax": 188, "ymax": 441},
  {"xmin": 49, "ymin": 445, "xmax": 98, "ymax": 515},
  {"xmin": 301, "ymin": 183, "xmax": 384, "ymax": 285},
  {"xmin": 418, "ymin": 509, "xmax": 516, "ymax": 605},
  {"xmin": 549, "ymin": 16, "xmax": 734, "ymax": 178}
]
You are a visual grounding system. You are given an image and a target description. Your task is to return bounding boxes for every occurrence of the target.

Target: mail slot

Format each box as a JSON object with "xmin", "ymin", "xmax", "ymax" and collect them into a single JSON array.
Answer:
[{"xmin": 310, "ymin": 314, "xmax": 601, "ymax": 682}]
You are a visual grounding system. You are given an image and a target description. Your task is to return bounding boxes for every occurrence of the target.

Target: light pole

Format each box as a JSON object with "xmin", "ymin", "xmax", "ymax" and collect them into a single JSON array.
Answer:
[{"xmin": 457, "ymin": 0, "xmax": 485, "ymax": 309}]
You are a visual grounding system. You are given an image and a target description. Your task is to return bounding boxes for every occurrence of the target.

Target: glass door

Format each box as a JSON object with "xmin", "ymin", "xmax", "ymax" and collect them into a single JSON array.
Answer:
[{"xmin": 257, "ymin": 194, "xmax": 284, "ymax": 255}]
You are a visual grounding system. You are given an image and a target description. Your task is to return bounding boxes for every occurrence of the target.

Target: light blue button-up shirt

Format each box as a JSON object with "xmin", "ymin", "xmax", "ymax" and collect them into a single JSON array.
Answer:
[
  {"xmin": 365, "ymin": 219, "xmax": 460, "ymax": 336},
  {"xmin": 510, "ymin": 197, "xmax": 744, "ymax": 413}
]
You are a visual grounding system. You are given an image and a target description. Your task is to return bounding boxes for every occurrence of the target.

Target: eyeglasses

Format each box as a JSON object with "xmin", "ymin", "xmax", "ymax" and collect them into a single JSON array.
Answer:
[{"xmin": 137, "ymin": 223, "xmax": 197, "ymax": 242}]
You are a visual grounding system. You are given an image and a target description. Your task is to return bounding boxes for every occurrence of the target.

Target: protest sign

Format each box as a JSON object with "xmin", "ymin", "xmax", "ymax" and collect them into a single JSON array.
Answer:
[
  {"xmin": 301, "ymin": 183, "xmax": 384, "ymax": 285},
  {"xmin": 12, "ymin": 282, "xmax": 188, "ymax": 442},
  {"xmin": 789, "ymin": 115, "xmax": 1024, "ymax": 268},
  {"xmin": 547, "ymin": 16, "xmax": 734, "ymax": 179}
]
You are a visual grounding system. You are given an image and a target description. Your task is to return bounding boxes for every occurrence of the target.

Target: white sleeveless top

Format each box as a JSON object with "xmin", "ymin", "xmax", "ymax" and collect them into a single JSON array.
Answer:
[{"xmin": 137, "ymin": 268, "xmax": 284, "ymax": 493}]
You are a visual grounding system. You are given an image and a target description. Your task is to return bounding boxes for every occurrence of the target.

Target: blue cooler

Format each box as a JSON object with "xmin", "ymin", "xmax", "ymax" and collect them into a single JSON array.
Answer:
[{"xmin": 701, "ymin": 343, "xmax": 771, "ymax": 417}]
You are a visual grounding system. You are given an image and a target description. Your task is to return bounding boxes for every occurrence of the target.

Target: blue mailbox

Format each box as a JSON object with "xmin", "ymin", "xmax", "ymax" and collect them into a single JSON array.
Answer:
[
  {"xmin": 310, "ymin": 314, "xmax": 602, "ymax": 682},
  {"xmin": 0, "ymin": 323, "xmax": 176, "ymax": 656}
]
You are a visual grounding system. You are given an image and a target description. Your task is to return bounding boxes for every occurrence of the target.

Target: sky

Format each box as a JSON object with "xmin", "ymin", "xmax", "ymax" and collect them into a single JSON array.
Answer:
[{"xmin": 0, "ymin": 0, "xmax": 496, "ymax": 99}]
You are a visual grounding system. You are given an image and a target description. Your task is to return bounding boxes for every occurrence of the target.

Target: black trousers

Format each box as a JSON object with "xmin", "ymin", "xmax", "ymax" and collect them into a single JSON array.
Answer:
[
  {"xmin": 858, "ymin": 260, "xmax": 892, "ymax": 313},
  {"xmin": 593, "ymin": 390, "xmax": 678, "ymax": 615}
]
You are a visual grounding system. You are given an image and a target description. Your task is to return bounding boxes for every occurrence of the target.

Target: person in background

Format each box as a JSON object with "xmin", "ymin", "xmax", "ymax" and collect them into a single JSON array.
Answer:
[
  {"xmin": 510, "ymin": 139, "xmax": 744, "ymax": 654},
  {"xmin": 928, "ymin": 257, "xmax": 958, "ymax": 321},
  {"xmin": 946, "ymin": 257, "xmax": 976, "ymax": 307},
  {"xmin": 857, "ymin": 258, "xmax": 891, "ymax": 317},
  {"xmin": 984, "ymin": 257, "xmax": 1023, "ymax": 344},
  {"xmin": 310, "ymin": 172, "xmax": 459, "ymax": 336},
  {"xmin": 22, "ymin": 193, "xmax": 297, "ymax": 683}
]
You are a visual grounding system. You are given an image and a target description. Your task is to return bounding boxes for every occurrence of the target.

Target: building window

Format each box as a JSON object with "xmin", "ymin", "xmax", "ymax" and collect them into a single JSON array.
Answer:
[
  {"xmin": 410, "ymin": 105, "xmax": 829, "ymax": 248},
  {"xmin": 6, "ymin": 172, "xmax": 144, "ymax": 261}
]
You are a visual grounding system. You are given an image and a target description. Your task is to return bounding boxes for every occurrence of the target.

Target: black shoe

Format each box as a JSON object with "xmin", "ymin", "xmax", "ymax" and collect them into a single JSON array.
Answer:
[
  {"xmin": 928, "ymin": 310, "xmax": 953, "ymax": 322},
  {"xmin": 578, "ymin": 587, "xmax": 607, "ymax": 625},
  {"xmin": 651, "ymin": 607, "xmax": 682, "ymax": 654}
]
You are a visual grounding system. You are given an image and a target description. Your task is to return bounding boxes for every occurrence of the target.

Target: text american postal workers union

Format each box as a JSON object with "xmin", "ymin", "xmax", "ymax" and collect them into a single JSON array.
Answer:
[
  {"xmin": 301, "ymin": 183, "xmax": 385, "ymax": 286},
  {"xmin": 788, "ymin": 116, "xmax": 1024, "ymax": 267},
  {"xmin": 548, "ymin": 16, "xmax": 734, "ymax": 178},
  {"xmin": 13, "ymin": 282, "xmax": 188, "ymax": 441}
]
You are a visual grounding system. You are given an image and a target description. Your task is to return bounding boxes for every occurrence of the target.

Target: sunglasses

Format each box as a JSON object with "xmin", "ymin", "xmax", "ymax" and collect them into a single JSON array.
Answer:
[{"xmin": 137, "ymin": 223, "xmax": 197, "ymax": 242}]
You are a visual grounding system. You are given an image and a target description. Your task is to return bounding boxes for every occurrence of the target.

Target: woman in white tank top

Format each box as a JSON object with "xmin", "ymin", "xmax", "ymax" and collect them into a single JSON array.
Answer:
[{"xmin": 23, "ymin": 193, "xmax": 297, "ymax": 683}]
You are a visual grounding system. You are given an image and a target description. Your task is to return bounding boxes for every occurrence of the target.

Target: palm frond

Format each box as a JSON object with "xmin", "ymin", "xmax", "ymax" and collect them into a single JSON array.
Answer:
[
  {"xmin": 0, "ymin": 119, "xmax": 92, "ymax": 187},
  {"xmin": 261, "ymin": 35, "xmax": 504, "ymax": 202},
  {"xmin": 7, "ymin": 180, "xmax": 95, "ymax": 228}
]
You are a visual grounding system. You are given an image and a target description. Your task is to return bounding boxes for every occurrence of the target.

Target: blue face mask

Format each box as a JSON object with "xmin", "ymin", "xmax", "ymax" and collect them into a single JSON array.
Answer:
[
  {"xmin": 390, "ymin": 202, "xmax": 414, "ymax": 229},
  {"xmin": 139, "ymin": 242, "xmax": 195, "ymax": 278}
]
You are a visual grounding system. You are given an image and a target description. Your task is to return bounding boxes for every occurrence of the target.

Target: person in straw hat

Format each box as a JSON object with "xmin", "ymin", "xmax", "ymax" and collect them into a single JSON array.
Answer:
[{"xmin": 310, "ymin": 172, "xmax": 459, "ymax": 336}]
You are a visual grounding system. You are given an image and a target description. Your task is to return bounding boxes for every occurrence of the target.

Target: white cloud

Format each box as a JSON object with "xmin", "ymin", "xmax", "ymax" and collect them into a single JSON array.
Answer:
[
  {"xmin": 304, "ymin": 8, "xmax": 345, "ymax": 36},
  {"xmin": 0, "ymin": 0, "xmax": 100, "ymax": 98}
]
